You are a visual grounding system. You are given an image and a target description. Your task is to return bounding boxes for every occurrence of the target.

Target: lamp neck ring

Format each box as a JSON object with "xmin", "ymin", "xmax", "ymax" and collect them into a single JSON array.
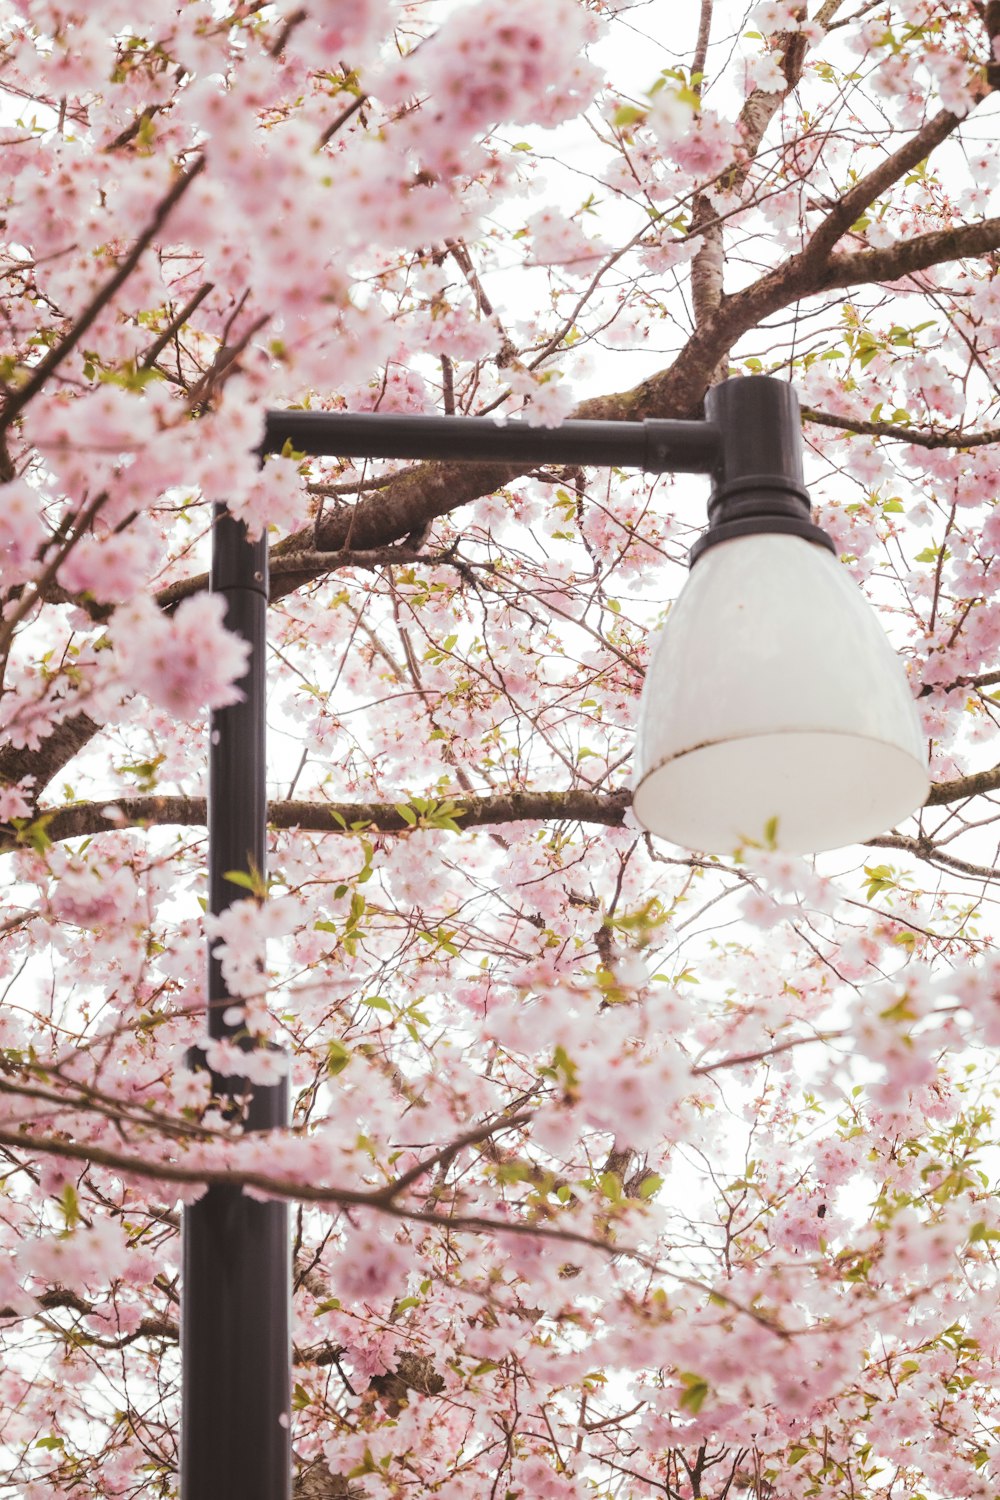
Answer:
[
  {"xmin": 707, "ymin": 471, "xmax": 811, "ymax": 515},
  {"xmin": 690, "ymin": 464, "xmax": 836, "ymax": 567},
  {"xmin": 689, "ymin": 515, "xmax": 837, "ymax": 565}
]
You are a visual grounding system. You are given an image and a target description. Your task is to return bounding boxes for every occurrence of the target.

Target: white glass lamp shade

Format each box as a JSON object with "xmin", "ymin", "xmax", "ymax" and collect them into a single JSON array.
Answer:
[{"xmin": 632, "ymin": 534, "xmax": 929, "ymax": 854}]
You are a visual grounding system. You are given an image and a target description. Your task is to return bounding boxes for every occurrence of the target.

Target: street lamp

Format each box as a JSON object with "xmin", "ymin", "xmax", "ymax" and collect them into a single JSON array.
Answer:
[
  {"xmin": 263, "ymin": 374, "xmax": 929, "ymax": 855},
  {"xmin": 630, "ymin": 377, "xmax": 929, "ymax": 853},
  {"xmin": 180, "ymin": 375, "xmax": 928, "ymax": 1499}
]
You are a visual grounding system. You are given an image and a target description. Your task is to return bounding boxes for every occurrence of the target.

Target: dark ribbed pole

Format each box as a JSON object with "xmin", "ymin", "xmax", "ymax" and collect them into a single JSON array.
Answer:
[{"xmin": 180, "ymin": 507, "xmax": 291, "ymax": 1500}]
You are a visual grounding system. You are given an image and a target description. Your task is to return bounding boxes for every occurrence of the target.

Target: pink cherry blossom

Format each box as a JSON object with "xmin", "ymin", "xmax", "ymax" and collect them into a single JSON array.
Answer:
[
  {"xmin": 746, "ymin": 51, "xmax": 787, "ymax": 94},
  {"xmin": 1, "ymin": 7, "xmax": 999, "ymax": 1500},
  {"xmin": 110, "ymin": 592, "xmax": 251, "ymax": 715},
  {"xmin": 0, "ymin": 478, "xmax": 46, "ymax": 584},
  {"xmin": 334, "ymin": 1221, "xmax": 413, "ymax": 1306},
  {"xmin": 58, "ymin": 523, "xmax": 160, "ymax": 604}
]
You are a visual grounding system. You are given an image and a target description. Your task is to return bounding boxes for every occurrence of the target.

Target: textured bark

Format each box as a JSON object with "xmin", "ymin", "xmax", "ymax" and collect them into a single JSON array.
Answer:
[
  {"xmin": 803, "ymin": 408, "xmax": 1000, "ymax": 448},
  {"xmin": 925, "ymin": 764, "xmax": 1000, "ymax": 806},
  {"xmin": 294, "ymin": 1469, "xmax": 366, "ymax": 1499},
  {"xmin": 0, "ymin": 710, "xmax": 102, "ymax": 798},
  {"xmin": 688, "ymin": 0, "xmax": 724, "ymax": 371},
  {"xmin": 17, "ymin": 765, "xmax": 992, "ymax": 850},
  {"xmin": 23, "ymin": 788, "xmax": 633, "ymax": 849}
]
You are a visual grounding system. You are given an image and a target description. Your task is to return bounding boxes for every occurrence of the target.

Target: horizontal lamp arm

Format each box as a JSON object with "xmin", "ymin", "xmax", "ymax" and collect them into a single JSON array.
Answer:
[{"xmin": 261, "ymin": 410, "xmax": 722, "ymax": 474}]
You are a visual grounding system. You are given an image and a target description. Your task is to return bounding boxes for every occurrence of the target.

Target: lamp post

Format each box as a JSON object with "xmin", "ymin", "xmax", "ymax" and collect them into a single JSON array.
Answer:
[
  {"xmin": 180, "ymin": 510, "xmax": 291, "ymax": 1500},
  {"xmin": 180, "ymin": 374, "xmax": 928, "ymax": 1496}
]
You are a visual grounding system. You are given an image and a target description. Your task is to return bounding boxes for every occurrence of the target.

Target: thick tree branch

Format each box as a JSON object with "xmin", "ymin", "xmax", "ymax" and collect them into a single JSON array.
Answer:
[
  {"xmin": 636, "ymin": 217, "xmax": 1000, "ymax": 423},
  {"xmin": 689, "ymin": 1, "xmax": 725, "ymax": 358},
  {"xmin": 20, "ymin": 762, "xmax": 997, "ymax": 849},
  {"xmin": 925, "ymin": 764, "xmax": 1000, "ymax": 805},
  {"xmin": 800, "ymin": 109, "xmax": 963, "ymax": 268},
  {"xmin": 24, "ymin": 788, "xmax": 633, "ymax": 848},
  {"xmin": 0, "ymin": 710, "xmax": 102, "ymax": 801},
  {"xmin": 819, "ymin": 217, "xmax": 1000, "ymax": 291}
]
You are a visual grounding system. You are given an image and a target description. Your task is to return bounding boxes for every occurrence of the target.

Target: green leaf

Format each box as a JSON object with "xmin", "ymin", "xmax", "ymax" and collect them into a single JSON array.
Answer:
[
  {"xmin": 58, "ymin": 1182, "xmax": 80, "ymax": 1228},
  {"xmin": 347, "ymin": 1449, "xmax": 379, "ymax": 1478},
  {"xmin": 863, "ymin": 863, "xmax": 896, "ymax": 901},
  {"xmin": 395, "ymin": 803, "xmax": 418, "ymax": 826},
  {"xmin": 612, "ymin": 104, "xmax": 646, "ymax": 127},
  {"xmin": 599, "ymin": 1171, "xmax": 623, "ymax": 1202},
  {"xmin": 326, "ymin": 1039, "xmax": 351, "ymax": 1076},
  {"xmin": 10, "ymin": 813, "xmax": 54, "ymax": 852},
  {"xmin": 552, "ymin": 1044, "xmax": 578, "ymax": 1089},
  {"xmin": 116, "ymin": 753, "xmax": 165, "ymax": 791},
  {"xmin": 678, "ymin": 1372, "xmax": 710, "ymax": 1414}
]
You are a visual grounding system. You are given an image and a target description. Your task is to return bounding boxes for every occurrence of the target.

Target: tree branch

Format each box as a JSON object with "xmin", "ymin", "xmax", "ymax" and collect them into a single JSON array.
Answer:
[
  {"xmin": 865, "ymin": 830, "xmax": 1000, "ymax": 879},
  {"xmin": 803, "ymin": 407, "xmax": 1000, "ymax": 449},
  {"xmin": 23, "ymin": 788, "xmax": 633, "ymax": 848},
  {"xmin": 819, "ymin": 217, "xmax": 1000, "ymax": 292},
  {"xmin": 0, "ymin": 158, "xmax": 205, "ymax": 430},
  {"xmin": 21, "ymin": 764, "xmax": 998, "ymax": 848},
  {"xmin": 925, "ymin": 764, "xmax": 1000, "ymax": 806},
  {"xmin": 9, "ymin": 139, "xmax": 1000, "ymax": 805},
  {"xmin": 0, "ymin": 1123, "xmax": 623, "ymax": 1260},
  {"xmin": 799, "ymin": 108, "xmax": 963, "ymax": 268}
]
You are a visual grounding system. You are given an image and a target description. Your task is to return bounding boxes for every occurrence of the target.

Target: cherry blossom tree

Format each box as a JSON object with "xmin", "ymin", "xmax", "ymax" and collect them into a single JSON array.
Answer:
[{"xmin": 2, "ymin": 0, "xmax": 1000, "ymax": 1496}]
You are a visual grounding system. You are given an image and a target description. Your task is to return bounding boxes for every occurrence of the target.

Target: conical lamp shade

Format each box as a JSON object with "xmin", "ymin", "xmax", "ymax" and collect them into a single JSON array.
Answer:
[{"xmin": 632, "ymin": 534, "xmax": 929, "ymax": 854}]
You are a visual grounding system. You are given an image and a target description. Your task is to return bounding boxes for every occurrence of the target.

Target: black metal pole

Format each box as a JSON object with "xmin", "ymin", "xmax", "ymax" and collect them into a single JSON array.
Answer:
[
  {"xmin": 262, "ymin": 379, "xmax": 833, "ymax": 564},
  {"xmin": 261, "ymin": 409, "xmax": 721, "ymax": 472},
  {"xmin": 180, "ymin": 507, "xmax": 291, "ymax": 1500}
]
